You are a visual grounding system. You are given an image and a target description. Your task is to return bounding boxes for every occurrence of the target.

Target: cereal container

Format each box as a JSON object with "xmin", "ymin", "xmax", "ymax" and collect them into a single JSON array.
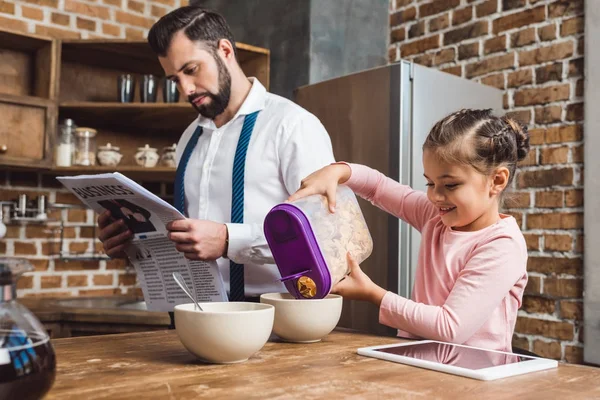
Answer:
[{"xmin": 264, "ymin": 185, "xmax": 373, "ymax": 299}]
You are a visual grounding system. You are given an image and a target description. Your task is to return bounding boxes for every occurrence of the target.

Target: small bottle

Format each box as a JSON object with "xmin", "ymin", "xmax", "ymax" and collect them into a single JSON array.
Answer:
[
  {"xmin": 55, "ymin": 119, "xmax": 76, "ymax": 167},
  {"xmin": 74, "ymin": 127, "xmax": 98, "ymax": 166}
]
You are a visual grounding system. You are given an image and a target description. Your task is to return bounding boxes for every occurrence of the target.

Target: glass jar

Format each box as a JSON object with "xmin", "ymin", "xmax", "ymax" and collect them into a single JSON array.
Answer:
[
  {"xmin": 55, "ymin": 119, "xmax": 76, "ymax": 167},
  {"xmin": 74, "ymin": 127, "xmax": 98, "ymax": 166},
  {"xmin": 0, "ymin": 258, "xmax": 56, "ymax": 399}
]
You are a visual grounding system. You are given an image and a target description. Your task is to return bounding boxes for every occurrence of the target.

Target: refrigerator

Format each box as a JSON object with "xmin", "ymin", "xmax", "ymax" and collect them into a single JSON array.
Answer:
[{"xmin": 295, "ymin": 60, "xmax": 504, "ymax": 336}]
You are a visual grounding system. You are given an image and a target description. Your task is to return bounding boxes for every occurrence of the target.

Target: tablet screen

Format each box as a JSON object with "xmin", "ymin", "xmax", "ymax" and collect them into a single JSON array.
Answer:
[{"xmin": 375, "ymin": 342, "xmax": 531, "ymax": 370}]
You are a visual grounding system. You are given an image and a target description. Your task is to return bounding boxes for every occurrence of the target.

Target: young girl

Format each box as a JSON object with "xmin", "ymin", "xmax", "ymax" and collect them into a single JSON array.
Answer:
[{"xmin": 288, "ymin": 109, "xmax": 530, "ymax": 352}]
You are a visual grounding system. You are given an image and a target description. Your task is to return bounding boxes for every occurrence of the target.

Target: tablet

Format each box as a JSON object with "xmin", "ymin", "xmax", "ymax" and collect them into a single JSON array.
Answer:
[{"xmin": 357, "ymin": 340, "xmax": 558, "ymax": 381}]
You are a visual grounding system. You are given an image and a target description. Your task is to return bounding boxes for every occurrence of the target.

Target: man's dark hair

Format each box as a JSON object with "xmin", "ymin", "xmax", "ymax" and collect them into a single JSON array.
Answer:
[{"xmin": 147, "ymin": 6, "xmax": 237, "ymax": 58}]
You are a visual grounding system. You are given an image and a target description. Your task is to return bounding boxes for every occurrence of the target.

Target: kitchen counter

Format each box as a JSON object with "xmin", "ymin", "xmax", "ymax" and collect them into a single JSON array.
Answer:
[
  {"xmin": 46, "ymin": 330, "xmax": 600, "ymax": 399},
  {"xmin": 21, "ymin": 297, "xmax": 170, "ymax": 338}
]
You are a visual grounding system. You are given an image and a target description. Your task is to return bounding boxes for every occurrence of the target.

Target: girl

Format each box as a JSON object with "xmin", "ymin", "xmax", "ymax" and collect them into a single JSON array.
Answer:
[{"xmin": 288, "ymin": 109, "xmax": 530, "ymax": 352}]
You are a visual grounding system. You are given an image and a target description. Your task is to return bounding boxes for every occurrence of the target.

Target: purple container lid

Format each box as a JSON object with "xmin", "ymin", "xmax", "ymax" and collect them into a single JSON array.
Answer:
[{"xmin": 264, "ymin": 203, "xmax": 332, "ymax": 299}]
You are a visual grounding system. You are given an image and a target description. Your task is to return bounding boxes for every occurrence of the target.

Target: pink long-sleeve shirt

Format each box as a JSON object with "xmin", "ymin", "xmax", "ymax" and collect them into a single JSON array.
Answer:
[{"xmin": 345, "ymin": 164, "xmax": 528, "ymax": 351}]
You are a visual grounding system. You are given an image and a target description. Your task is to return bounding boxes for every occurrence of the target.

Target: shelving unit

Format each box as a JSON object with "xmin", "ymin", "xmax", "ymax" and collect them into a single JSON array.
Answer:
[{"xmin": 0, "ymin": 28, "xmax": 271, "ymax": 181}]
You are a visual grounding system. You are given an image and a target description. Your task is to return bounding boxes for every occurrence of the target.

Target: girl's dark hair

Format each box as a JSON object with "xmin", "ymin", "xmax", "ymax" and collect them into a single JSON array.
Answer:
[
  {"xmin": 147, "ymin": 6, "xmax": 237, "ymax": 58},
  {"xmin": 423, "ymin": 109, "xmax": 530, "ymax": 199}
]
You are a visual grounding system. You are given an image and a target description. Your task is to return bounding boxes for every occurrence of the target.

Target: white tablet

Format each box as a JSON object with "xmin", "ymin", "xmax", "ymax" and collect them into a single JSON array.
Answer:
[{"xmin": 357, "ymin": 340, "xmax": 558, "ymax": 381}]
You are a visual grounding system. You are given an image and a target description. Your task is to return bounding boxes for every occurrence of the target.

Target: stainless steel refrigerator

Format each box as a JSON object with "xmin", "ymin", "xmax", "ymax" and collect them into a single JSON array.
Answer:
[{"xmin": 295, "ymin": 60, "xmax": 503, "ymax": 336}]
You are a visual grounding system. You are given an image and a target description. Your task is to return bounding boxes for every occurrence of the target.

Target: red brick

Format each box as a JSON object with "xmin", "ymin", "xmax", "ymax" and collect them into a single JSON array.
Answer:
[
  {"xmin": 54, "ymin": 260, "xmax": 100, "ymax": 271},
  {"xmin": 390, "ymin": 28, "xmax": 406, "ymax": 44},
  {"xmin": 502, "ymin": 0, "xmax": 526, "ymax": 10},
  {"xmin": 545, "ymin": 125, "xmax": 582, "ymax": 143},
  {"xmin": 484, "ymin": 35, "xmax": 506, "ymax": 55},
  {"xmin": 522, "ymin": 295, "xmax": 555, "ymax": 314},
  {"xmin": 442, "ymin": 65, "xmax": 462, "ymax": 77},
  {"xmin": 493, "ymin": 5, "xmax": 545, "ymax": 34},
  {"xmin": 544, "ymin": 278, "xmax": 583, "ymax": 298},
  {"xmin": 569, "ymin": 58, "xmax": 583, "ymax": 77},
  {"xmin": 565, "ymin": 189, "xmax": 583, "ymax": 207},
  {"xmin": 544, "ymin": 234, "xmax": 572, "ymax": 252},
  {"xmin": 540, "ymin": 146, "xmax": 568, "ymax": 165},
  {"xmin": 561, "ymin": 16, "xmax": 584, "ymax": 37},
  {"xmin": 512, "ymin": 335, "xmax": 529, "ymax": 351},
  {"xmin": 458, "ymin": 42, "xmax": 479, "ymax": 60},
  {"xmin": 103, "ymin": 0, "xmax": 123, "ymax": 5},
  {"xmin": 515, "ymin": 317, "xmax": 574, "ymax": 340},
  {"xmin": 504, "ymin": 108, "xmax": 536, "ymax": 124},
  {"xmin": 51, "ymin": 12, "xmax": 70, "ymax": 26},
  {"xmin": 400, "ymin": 35, "xmax": 440, "ymax": 57},
  {"xmin": 548, "ymin": 0, "xmax": 583, "ymax": 18},
  {"xmin": 452, "ymin": 6, "xmax": 473, "ymax": 26},
  {"xmin": 419, "ymin": 0, "xmax": 460, "ymax": 18},
  {"xmin": 17, "ymin": 0, "xmax": 57, "ymax": 6},
  {"xmin": 151, "ymin": 5, "xmax": 169, "ymax": 18},
  {"xmin": 0, "ymin": 15, "xmax": 27, "ymax": 32},
  {"xmin": 533, "ymin": 340, "xmax": 562, "ymax": 360},
  {"xmin": 390, "ymin": 6, "xmax": 417, "ymax": 26},
  {"xmin": 65, "ymin": 0, "xmax": 110, "ymax": 19},
  {"xmin": 79, "ymin": 288, "xmax": 121, "ymax": 296},
  {"xmin": 429, "ymin": 13, "xmax": 449, "ymax": 32},
  {"xmin": 69, "ymin": 242, "xmax": 90, "ymax": 253},
  {"xmin": 523, "ymin": 233, "xmax": 540, "ymax": 250},
  {"xmin": 67, "ymin": 275, "xmax": 89, "ymax": 287},
  {"xmin": 68, "ymin": 209, "xmax": 87, "ymax": 223},
  {"xmin": 14, "ymin": 242, "xmax": 37, "ymax": 255},
  {"xmin": 16, "ymin": 275, "xmax": 33, "ymax": 290},
  {"xmin": 76, "ymin": 16, "xmax": 96, "ymax": 31},
  {"xmin": 528, "ymin": 257, "xmax": 582, "ymax": 275},
  {"xmin": 534, "ymin": 106, "xmax": 561, "ymax": 124},
  {"xmin": 566, "ymin": 103, "xmax": 583, "ymax": 121},
  {"xmin": 102, "ymin": 22, "xmax": 121, "ymax": 37},
  {"xmin": 507, "ymin": 68, "xmax": 532, "ymax": 88},
  {"xmin": 115, "ymin": 10, "xmax": 154, "ymax": 29},
  {"xmin": 413, "ymin": 53, "xmax": 433, "ymax": 67},
  {"xmin": 466, "ymin": 53, "xmax": 514, "ymax": 78},
  {"xmin": 106, "ymin": 258, "xmax": 129, "ymax": 270},
  {"xmin": 395, "ymin": 0, "xmax": 414, "ymax": 7},
  {"xmin": 433, "ymin": 48, "xmax": 455, "ymax": 66},
  {"xmin": 24, "ymin": 291, "xmax": 73, "ymax": 298},
  {"xmin": 0, "ymin": 1, "xmax": 15, "ymax": 14},
  {"xmin": 505, "ymin": 211, "xmax": 522, "ymax": 227},
  {"xmin": 577, "ymin": 37, "xmax": 584, "ymax": 55},
  {"xmin": 503, "ymin": 93, "xmax": 509, "ymax": 109},
  {"xmin": 574, "ymin": 234, "xmax": 583, "ymax": 253},
  {"xmin": 536, "ymin": 63, "xmax": 563, "ymax": 84},
  {"xmin": 538, "ymin": 24, "xmax": 557, "ymax": 42},
  {"xmin": 388, "ymin": 47, "xmax": 398, "ymax": 63},
  {"xmin": 525, "ymin": 276, "xmax": 541, "ymax": 295},
  {"xmin": 514, "ymin": 84, "xmax": 570, "ymax": 106},
  {"xmin": 519, "ymin": 42, "xmax": 574, "ymax": 66},
  {"xmin": 560, "ymin": 301, "xmax": 583, "ymax": 320},
  {"xmin": 511, "ymin": 27, "xmax": 536, "ymax": 48},
  {"xmin": 118, "ymin": 274, "xmax": 137, "ymax": 286},
  {"xmin": 526, "ymin": 212, "xmax": 582, "ymax": 229},
  {"xmin": 535, "ymin": 190, "xmax": 563, "ymax": 208},
  {"xmin": 93, "ymin": 274, "xmax": 114, "ymax": 286},
  {"xmin": 476, "ymin": 0, "xmax": 497, "ymax": 17},
  {"xmin": 481, "ymin": 73, "xmax": 505, "ymax": 89},
  {"xmin": 507, "ymin": 191, "xmax": 531, "ymax": 208},
  {"xmin": 127, "ymin": 0, "xmax": 144, "ymax": 13},
  {"xmin": 21, "ymin": 5, "xmax": 44, "ymax": 21},
  {"xmin": 408, "ymin": 21, "xmax": 425, "ymax": 38},
  {"xmin": 444, "ymin": 21, "xmax": 488, "ymax": 45},
  {"xmin": 41, "ymin": 276, "xmax": 62, "ymax": 289},
  {"xmin": 515, "ymin": 140, "xmax": 535, "ymax": 161},
  {"xmin": 565, "ymin": 346, "xmax": 584, "ymax": 364}
]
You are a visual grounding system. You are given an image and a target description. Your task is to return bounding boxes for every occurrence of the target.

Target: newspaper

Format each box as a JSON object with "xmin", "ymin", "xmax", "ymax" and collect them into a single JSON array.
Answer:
[{"xmin": 57, "ymin": 173, "xmax": 228, "ymax": 312}]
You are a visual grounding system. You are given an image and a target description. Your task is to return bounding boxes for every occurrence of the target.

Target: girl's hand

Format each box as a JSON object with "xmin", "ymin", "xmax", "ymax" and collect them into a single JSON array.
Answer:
[
  {"xmin": 287, "ymin": 163, "xmax": 352, "ymax": 213},
  {"xmin": 332, "ymin": 253, "xmax": 387, "ymax": 306}
]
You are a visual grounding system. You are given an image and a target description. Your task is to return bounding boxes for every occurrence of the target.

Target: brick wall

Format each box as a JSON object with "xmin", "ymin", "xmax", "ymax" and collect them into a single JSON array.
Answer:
[
  {"xmin": 389, "ymin": 0, "xmax": 584, "ymax": 363},
  {"xmin": 0, "ymin": 0, "xmax": 187, "ymax": 297}
]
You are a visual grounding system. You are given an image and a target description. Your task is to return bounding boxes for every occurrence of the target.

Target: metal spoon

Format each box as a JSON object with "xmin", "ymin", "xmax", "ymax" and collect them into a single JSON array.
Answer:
[{"xmin": 172, "ymin": 272, "xmax": 203, "ymax": 311}]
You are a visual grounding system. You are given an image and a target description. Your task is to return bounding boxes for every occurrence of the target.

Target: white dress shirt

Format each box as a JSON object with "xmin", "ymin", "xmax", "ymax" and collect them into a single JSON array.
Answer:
[{"xmin": 175, "ymin": 78, "xmax": 335, "ymax": 296}]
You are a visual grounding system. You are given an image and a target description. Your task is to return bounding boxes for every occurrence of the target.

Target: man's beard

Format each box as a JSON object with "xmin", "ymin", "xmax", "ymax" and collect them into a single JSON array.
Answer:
[{"xmin": 188, "ymin": 54, "xmax": 232, "ymax": 119}]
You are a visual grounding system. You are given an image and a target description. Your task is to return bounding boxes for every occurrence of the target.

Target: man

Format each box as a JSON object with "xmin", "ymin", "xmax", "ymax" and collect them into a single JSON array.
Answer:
[{"xmin": 97, "ymin": 6, "xmax": 335, "ymax": 312}]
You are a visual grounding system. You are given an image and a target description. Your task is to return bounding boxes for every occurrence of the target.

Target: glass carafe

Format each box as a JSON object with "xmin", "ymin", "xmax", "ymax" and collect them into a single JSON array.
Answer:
[{"xmin": 0, "ymin": 258, "xmax": 56, "ymax": 400}]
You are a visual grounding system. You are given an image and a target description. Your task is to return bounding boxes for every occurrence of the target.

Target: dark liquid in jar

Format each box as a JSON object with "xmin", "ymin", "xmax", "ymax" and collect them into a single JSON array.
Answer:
[{"xmin": 0, "ymin": 330, "xmax": 56, "ymax": 400}]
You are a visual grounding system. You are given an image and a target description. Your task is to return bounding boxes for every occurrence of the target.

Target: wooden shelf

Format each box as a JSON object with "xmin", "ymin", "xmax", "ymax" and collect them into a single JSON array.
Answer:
[
  {"xmin": 59, "ymin": 101, "xmax": 197, "ymax": 134},
  {"xmin": 0, "ymin": 93, "xmax": 54, "ymax": 108},
  {"xmin": 50, "ymin": 166, "xmax": 176, "ymax": 181}
]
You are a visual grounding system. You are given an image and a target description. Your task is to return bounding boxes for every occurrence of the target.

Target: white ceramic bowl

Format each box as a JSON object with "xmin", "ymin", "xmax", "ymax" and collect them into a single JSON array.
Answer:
[
  {"xmin": 174, "ymin": 302, "xmax": 274, "ymax": 364},
  {"xmin": 259, "ymin": 293, "xmax": 343, "ymax": 343}
]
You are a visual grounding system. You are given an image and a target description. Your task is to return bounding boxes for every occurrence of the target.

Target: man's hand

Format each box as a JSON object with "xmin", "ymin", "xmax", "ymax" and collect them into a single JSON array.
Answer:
[
  {"xmin": 167, "ymin": 219, "xmax": 228, "ymax": 261},
  {"xmin": 97, "ymin": 210, "xmax": 132, "ymax": 259}
]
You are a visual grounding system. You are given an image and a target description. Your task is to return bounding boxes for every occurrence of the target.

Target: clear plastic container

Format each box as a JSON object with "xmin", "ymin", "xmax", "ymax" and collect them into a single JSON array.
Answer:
[
  {"xmin": 55, "ymin": 119, "xmax": 76, "ymax": 167},
  {"xmin": 264, "ymin": 185, "xmax": 373, "ymax": 299}
]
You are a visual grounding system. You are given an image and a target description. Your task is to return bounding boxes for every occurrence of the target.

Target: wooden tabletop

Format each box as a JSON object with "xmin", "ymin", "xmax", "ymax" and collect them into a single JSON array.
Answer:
[{"xmin": 46, "ymin": 330, "xmax": 600, "ymax": 399}]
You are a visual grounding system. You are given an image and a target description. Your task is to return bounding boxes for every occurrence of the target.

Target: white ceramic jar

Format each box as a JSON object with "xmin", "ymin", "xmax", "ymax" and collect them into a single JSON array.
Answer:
[
  {"xmin": 97, "ymin": 143, "xmax": 122, "ymax": 166},
  {"xmin": 134, "ymin": 144, "xmax": 159, "ymax": 168}
]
